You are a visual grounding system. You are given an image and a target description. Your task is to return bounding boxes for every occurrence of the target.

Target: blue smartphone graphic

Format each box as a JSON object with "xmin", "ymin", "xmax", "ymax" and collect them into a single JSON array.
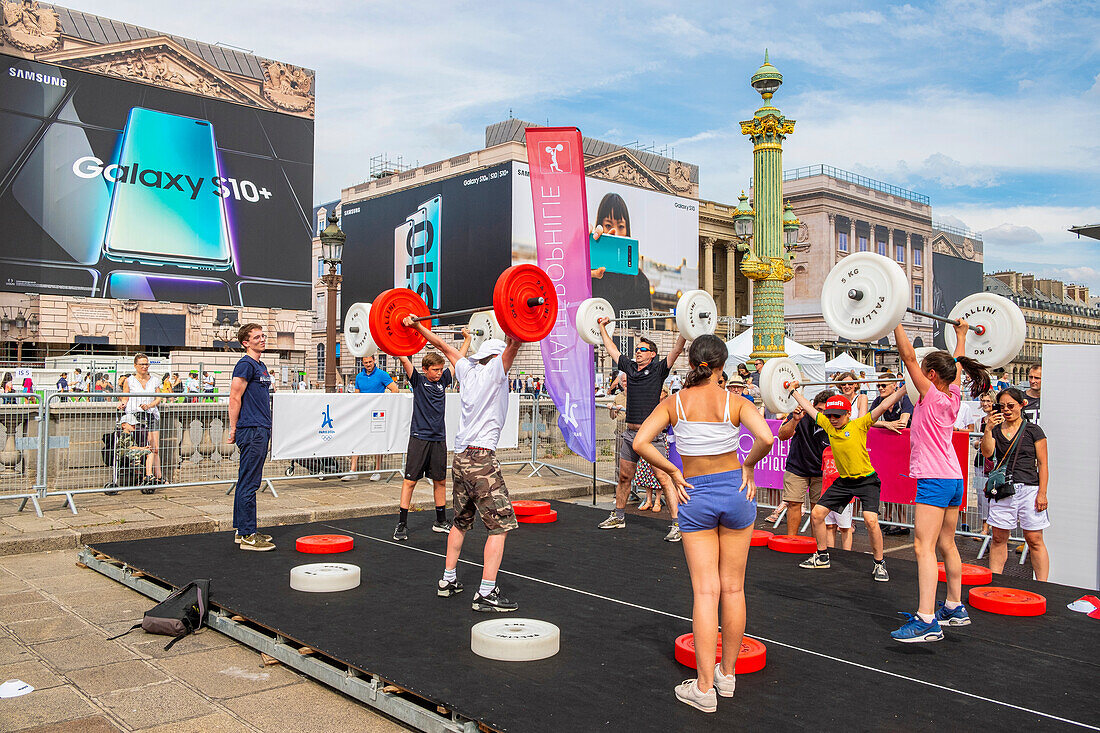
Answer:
[
  {"xmin": 103, "ymin": 108, "xmax": 232, "ymax": 270},
  {"xmin": 589, "ymin": 233, "xmax": 638, "ymax": 276},
  {"xmin": 104, "ymin": 271, "xmax": 232, "ymax": 304}
]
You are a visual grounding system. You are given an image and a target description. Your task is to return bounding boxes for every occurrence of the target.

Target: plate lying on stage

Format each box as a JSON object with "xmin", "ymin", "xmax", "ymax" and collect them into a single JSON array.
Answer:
[{"xmin": 83, "ymin": 502, "xmax": 1099, "ymax": 732}]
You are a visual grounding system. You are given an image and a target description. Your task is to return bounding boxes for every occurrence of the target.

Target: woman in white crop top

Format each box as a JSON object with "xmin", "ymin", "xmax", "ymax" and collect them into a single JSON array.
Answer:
[
  {"xmin": 633, "ymin": 335, "xmax": 774, "ymax": 712},
  {"xmin": 117, "ymin": 352, "xmax": 163, "ymax": 485}
]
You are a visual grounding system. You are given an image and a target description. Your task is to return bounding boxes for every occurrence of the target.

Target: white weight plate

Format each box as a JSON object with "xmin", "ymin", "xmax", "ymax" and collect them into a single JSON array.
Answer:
[
  {"xmin": 344, "ymin": 302, "xmax": 377, "ymax": 358},
  {"xmin": 944, "ymin": 293, "xmax": 1026, "ymax": 369},
  {"xmin": 290, "ymin": 563, "xmax": 361, "ymax": 593},
  {"xmin": 674, "ymin": 290, "xmax": 717, "ymax": 340},
  {"xmin": 759, "ymin": 356, "xmax": 802, "ymax": 415},
  {"xmin": 471, "ymin": 618, "xmax": 560, "ymax": 662},
  {"xmin": 903, "ymin": 347, "xmax": 937, "ymax": 405},
  {"xmin": 575, "ymin": 297, "xmax": 616, "ymax": 346},
  {"xmin": 821, "ymin": 253, "xmax": 910, "ymax": 342},
  {"xmin": 468, "ymin": 310, "xmax": 504, "ymax": 355}
]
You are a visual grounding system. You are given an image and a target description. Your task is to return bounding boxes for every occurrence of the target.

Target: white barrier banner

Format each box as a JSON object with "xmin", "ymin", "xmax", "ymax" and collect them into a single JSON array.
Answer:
[{"xmin": 270, "ymin": 393, "xmax": 519, "ymax": 459}]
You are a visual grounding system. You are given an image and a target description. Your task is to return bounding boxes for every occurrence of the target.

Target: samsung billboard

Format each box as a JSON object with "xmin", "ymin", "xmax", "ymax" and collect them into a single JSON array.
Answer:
[{"xmin": 0, "ymin": 53, "xmax": 313, "ymax": 308}]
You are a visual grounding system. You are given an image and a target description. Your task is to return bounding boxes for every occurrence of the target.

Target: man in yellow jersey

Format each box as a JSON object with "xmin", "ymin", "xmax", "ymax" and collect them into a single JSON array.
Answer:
[{"xmin": 787, "ymin": 388, "xmax": 904, "ymax": 581}]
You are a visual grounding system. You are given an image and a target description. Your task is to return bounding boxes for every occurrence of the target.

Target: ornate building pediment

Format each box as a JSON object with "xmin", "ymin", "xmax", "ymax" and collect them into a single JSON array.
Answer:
[
  {"xmin": 585, "ymin": 150, "xmax": 673, "ymax": 193},
  {"xmin": 37, "ymin": 36, "xmax": 270, "ymax": 110}
]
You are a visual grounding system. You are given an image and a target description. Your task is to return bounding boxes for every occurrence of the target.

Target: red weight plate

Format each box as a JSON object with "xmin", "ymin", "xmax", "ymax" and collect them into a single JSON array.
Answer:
[
  {"xmin": 968, "ymin": 586, "xmax": 1046, "ymax": 617},
  {"xmin": 750, "ymin": 530, "xmax": 774, "ymax": 547},
  {"xmin": 296, "ymin": 534, "xmax": 354, "ymax": 554},
  {"xmin": 767, "ymin": 535, "xmax": 818, "ymax": 553},
  {"xmin": 512, "ymin": 500, "xmax": 552, "ymax": 516},
  {"xmin": 937, "ymin": 562, "xmax": 993, "ymax": 586},
  {"xmin": 493, "ymin": 265, "xmax": 558, "ymax": 342},
  {"xmin": 674, "ymin": 634, "xmax": 767, "ymax": 674},
  {"xmin": 369, "ymin": 288, "xmax": 430, "ymax": 356},
  {"xmin": 517, "ymin": 509, "xmax": 557, "ymax": 524}
]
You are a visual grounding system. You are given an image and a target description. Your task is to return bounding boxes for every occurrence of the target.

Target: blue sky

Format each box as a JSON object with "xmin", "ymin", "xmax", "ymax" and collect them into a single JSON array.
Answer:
[{"xmin": 72, "ymin": 0, "xmax": 1100, "ymax": 288}]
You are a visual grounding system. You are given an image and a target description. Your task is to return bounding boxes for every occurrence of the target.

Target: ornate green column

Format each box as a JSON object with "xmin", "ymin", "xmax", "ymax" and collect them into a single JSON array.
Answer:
[{"xmin": 740, "ymin": 51, "xmax": 795, "ymax": 358}]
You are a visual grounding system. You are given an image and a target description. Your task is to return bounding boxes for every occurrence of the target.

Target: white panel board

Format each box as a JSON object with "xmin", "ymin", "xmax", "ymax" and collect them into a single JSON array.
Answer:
[{"xmin": 1042, "ymin": 345, "xmax": 1100, "ymax": 590}]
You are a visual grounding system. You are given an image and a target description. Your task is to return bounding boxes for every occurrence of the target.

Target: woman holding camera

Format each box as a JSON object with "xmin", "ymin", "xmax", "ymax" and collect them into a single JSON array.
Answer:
[{"xmin": 980, "ymin": 387, "xmax": 1049, "ymax": 580}]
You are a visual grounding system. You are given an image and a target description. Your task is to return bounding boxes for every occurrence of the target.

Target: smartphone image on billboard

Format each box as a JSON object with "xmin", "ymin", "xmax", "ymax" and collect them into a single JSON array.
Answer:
[
  {"xmin": 103, "ymin": 271, "xmax": 233, "ymax": 304},
  {"xmin": 589, "ymin": 233, "xmax": 638, "ymax": 276},
  {"xmin": 393, "ymin": 196, "xmax": 441, "ymax": 311},
  {"xmin": 103, "ymin": 108, "xmax": 232, "ymax": 270}
]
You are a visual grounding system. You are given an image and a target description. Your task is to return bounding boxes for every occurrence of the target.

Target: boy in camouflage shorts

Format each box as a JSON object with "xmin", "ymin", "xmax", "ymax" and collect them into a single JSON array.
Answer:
[{"xmin": 402, "ymin": 315, "xmax": 522, "ymax": 613}]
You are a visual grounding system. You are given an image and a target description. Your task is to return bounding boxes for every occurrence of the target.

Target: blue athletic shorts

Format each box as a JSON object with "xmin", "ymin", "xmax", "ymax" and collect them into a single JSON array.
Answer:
[
  {"xmin": 677, "ymin": 469, "xmax": 757, "ymax": 533},
  {"xmin": 915, "ymin": 478, "xmax": 964, "ymax": 508}
]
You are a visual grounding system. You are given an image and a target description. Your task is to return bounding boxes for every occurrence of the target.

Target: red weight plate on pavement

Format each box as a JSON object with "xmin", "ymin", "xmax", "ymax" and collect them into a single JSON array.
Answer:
[
  {"xmin": 517, "ymin": 509, "xmax": 557, "ymax": 524},
  {"xmin": 767, "ymin": 535, "xmax": 817, "ymax": 553},
  {"xmin": 968, "ymin": 586, "xmax": 1046, "ymax": 616},
  {"xmin": 296, "ymin": 535, "xmax": 354, "ymax": 554},
  {"xmin": 674, "ymin": 634, "xmax": 767, "ymax": 674},
  {"xmin": 493, "ymin": 265, "xmax": 558, "ymax": 342},
  {"xmin": 369, "ymin": 288, "xmax": 430, "ymax": 356},
  {"xmin": 751, "ymin": 530, "xmax": 774, "ymax": 547},
  {"xmin": 512, "ymin": 500, "xmax": 552, "ymax": 516},
  {"xmin": 938, "ymin": 562, "xmax": 993, "ymax": 586}
]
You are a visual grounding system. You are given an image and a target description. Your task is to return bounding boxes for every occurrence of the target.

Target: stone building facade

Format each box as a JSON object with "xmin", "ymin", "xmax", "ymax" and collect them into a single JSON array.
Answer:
[
  {"xmin": 779, "ymin": 166, "xmax": 934, "ymax": 365},
  {"xmin": 983, "ymin": 272, "xmax": 1099, "ymax": 383}
]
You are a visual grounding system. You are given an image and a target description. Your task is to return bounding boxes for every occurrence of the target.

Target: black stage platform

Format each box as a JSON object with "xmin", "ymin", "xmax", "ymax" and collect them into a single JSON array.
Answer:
[{"xmin": 87, "ymin": 501, "xmax": 1099, "ymax": 732}]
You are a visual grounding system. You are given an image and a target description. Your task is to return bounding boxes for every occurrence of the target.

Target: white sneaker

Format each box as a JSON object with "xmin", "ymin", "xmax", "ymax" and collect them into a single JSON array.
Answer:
[
  {"xmin": 713, "ymin": 663, "xmax": 736, "ymax": 697},
  {"xmin": 674, "ymin": 679, "xmax": 716, "ymax": 713},
  {"xmin": 369, "ymin": 473, "xmax": 382, "ymax": 481},
  {"xmin": 340, "ymin": 474, "xmax": 356, "ymax": 482}
]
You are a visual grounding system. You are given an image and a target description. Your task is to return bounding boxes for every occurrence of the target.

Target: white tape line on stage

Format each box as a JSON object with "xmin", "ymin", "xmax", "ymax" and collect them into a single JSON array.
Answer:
[{"xmin": 324, "ymin": 523, "xmax": 1100, "ymax": 732}]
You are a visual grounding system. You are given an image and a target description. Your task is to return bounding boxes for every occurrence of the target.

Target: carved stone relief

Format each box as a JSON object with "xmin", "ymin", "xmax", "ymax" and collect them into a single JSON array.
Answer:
[{"xmin": 2, "ymin": 0, "xmax": 60, "ymax": 52}]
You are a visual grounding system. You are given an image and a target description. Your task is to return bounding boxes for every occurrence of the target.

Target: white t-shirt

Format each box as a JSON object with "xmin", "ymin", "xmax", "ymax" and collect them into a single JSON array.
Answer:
[
  {"xmin": 454, "ymin": 357, "xmax": 508, "ymax": 451},
  {"xmin": 953, "ymin": 401, "xmax": 974, "ymax": 431},
  {"xmin": 125, "ymin": 374, "xmax": 160, "ymax": 419}
]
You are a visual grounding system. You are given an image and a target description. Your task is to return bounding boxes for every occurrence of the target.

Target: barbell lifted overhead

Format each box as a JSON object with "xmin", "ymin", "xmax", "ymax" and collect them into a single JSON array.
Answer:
[
  {"xmin": 346, "ymin": 264, "xmax": 557, "ymax": 357},
  {"xmin": 820, "ymin": 252, "xmax": 1025, "ymax": 368},
  {"xmin": 574, "ymin": 289, "xmax": 718, "ymax": 346}
]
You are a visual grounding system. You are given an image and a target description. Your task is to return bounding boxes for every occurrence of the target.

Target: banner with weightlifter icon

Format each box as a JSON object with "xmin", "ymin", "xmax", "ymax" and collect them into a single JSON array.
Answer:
[{"xmin": 524, "ymin": 127, "xmax": 595, "ymax": 462}]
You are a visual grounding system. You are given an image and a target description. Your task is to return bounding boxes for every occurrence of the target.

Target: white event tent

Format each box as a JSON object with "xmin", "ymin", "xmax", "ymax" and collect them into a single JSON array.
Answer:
[
  {"xmin": 725, "ymin": 328, "xmax": 826, "ymax": 385},
  {"xmin": 823, "ymin": 351, "xmax": 877, "ymax": 377}
]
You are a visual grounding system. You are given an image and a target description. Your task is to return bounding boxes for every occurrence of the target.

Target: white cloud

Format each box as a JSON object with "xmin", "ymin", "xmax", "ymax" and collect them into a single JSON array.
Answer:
[
  {"xmin": 935, "ymin": 214, "xmax": 972, "ymax": 231},
  {"xmin": 823, "ymin": 10, "xmax": 886, "ymax": 27},
  {"xmin": 981, "ymin": 223, "xmax": 1044, "ymax": 245}
]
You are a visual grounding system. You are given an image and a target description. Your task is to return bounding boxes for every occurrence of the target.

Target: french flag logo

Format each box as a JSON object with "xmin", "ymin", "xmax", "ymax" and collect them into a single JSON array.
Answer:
[{"xmin": 372, "ymin": 410, "xmax": 385, "ymax": 419}]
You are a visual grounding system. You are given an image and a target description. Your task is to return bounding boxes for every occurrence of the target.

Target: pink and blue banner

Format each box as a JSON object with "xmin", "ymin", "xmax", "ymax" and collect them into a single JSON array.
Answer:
[{"xmin": 524, "ymin": 127, "xmax": 595, "ymax": 462}]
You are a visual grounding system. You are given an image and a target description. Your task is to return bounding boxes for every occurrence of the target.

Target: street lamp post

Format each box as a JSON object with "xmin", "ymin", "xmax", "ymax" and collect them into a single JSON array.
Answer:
[
  {"xmin": 319, "ymin": 212, "xmax": 345, "ymax": 394},
  {"xmin": 739, "ymin": 50, "xmax": 798, "ymax": 359},
  {"xmin": 1, "ymin": 309, "xmax": 38, "ymax": 364}
]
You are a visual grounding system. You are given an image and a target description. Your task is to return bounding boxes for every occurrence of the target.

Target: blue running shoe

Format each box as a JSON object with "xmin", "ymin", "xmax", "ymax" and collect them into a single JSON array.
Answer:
[
  {"xmin": 935, "ymin": 600, "xmax": 972, "ymax": 627},
  {"xmin": 890, "ymin": 613, "xmax": 944, "ymax": 643}
]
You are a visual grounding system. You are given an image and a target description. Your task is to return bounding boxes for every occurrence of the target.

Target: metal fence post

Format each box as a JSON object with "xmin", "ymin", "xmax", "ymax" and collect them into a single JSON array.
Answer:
[{"xmin": 35, "ymin": 396, "xmax": 49, "ymax": 500}]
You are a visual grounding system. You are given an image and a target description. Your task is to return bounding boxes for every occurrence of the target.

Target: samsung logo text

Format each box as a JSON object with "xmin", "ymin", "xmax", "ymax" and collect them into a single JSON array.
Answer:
[{"xmin": 9, "ymin": 67, "xmax": 66, "ymax": 87}]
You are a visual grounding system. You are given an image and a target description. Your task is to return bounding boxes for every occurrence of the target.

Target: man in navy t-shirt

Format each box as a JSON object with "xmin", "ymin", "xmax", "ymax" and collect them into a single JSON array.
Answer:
[
  {"xmin": 228, "ymin": 323, "xmax": 274, "ymax": 551},
  {"xmin": 346, "ymin": 355, "xmax": 398, "ymax": 481},
  {"xmin": 392, "ymin": 331, "xmax": 470, "ymax": 541}
]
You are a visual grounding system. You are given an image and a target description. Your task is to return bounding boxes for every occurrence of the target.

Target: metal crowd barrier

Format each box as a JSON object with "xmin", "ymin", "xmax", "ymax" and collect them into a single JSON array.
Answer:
[{"xmin": 0, "ymin": 390, "xmax": 1037, "ymax": 566}]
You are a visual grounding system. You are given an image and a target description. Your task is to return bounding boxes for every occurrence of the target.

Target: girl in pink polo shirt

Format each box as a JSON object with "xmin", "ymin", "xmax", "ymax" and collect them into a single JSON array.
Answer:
[{"xmin": 891, "ymin": 321, "xmax": 990, "ymax": 643}]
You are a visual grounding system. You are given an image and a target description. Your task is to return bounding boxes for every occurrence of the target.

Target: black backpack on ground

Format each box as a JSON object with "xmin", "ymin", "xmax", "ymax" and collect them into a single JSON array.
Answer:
[{"xmin": 108, "ymin": 579, "xmax": 210, "ymax": 650}]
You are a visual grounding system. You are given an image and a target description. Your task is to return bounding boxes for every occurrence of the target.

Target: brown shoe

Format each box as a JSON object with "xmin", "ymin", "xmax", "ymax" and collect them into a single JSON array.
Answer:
[
  {"xmin": 239, "ymin": 533, "xmax": 276, "ymax": 551},
  {"xmin": 638, "ymin": 499, "xmax": 652, "ymax": 511}
]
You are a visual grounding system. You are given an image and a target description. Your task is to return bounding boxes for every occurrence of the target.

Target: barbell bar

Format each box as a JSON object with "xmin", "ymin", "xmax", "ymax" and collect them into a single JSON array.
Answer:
[
  {"xmin": 575, "ymin": 290, "xmax": 718, "ymax": 346},
  {"xmin": 846, "ymin": 288, "xmax": 984, "ymax": 335},
  {"xmin": 820, "ymin": 252, "xmax": 1026, "ymax": 368},
  {"xmin": 344, "ymin": 305, "xmax": 505, "ymax": 359}
]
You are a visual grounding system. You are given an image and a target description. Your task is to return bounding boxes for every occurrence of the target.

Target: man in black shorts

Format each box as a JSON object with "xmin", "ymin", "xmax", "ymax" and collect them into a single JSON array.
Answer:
[
  {"xmin": 393, "ymin": 333, "xmax": 470, "ymax": 541},
  {"xmin": 596, "ymin": 318, "xmax": 686, "ymax": 538}
]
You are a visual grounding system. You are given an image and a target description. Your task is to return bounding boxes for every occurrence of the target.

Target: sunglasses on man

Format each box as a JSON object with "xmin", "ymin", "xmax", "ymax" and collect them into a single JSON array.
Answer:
[{"xmin": 635, "ymin": 347, "xmax": 651, "ymax": 353}]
